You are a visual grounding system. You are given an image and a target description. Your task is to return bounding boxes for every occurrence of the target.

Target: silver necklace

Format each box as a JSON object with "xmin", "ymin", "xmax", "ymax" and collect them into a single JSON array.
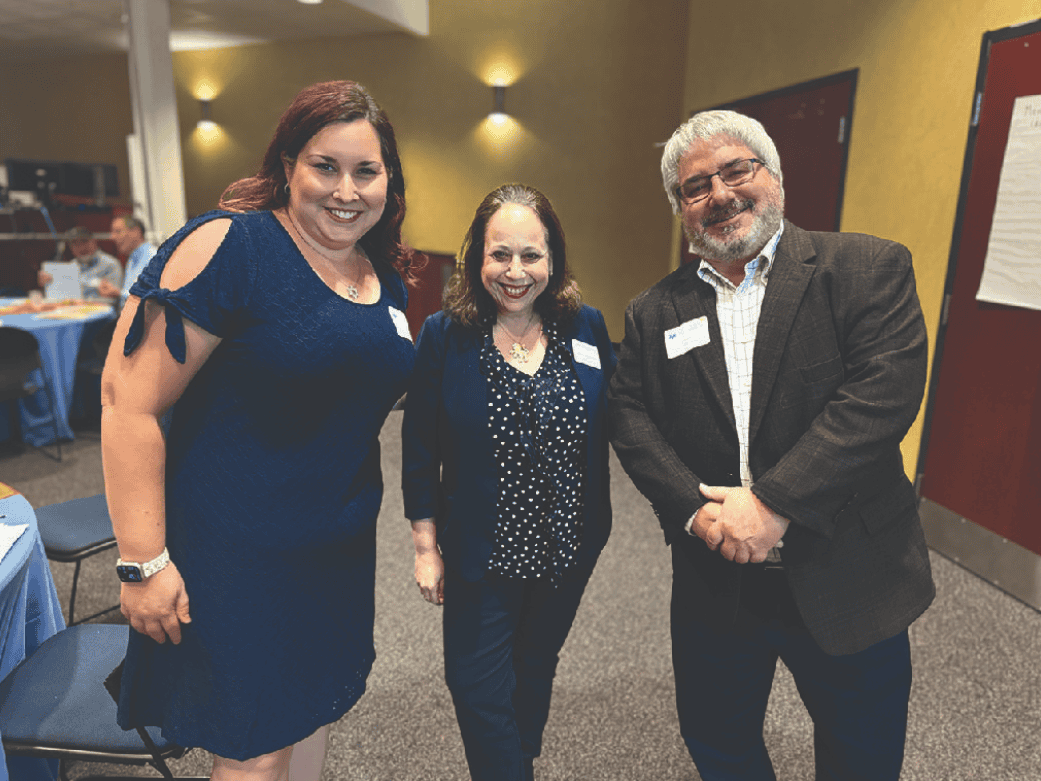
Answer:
[
  {"xmin": 284, "ymin": 209, "xmax": 361, "ymax": 301},
  {"xmin": 495, "ymin": 316, "xmax": 542, "ymax": 363}
]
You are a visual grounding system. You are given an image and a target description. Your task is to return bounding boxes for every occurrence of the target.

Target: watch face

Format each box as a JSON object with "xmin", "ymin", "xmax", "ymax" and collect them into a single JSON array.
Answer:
[{"xmin": 117, "ymin": 564, "xmax": 144, "ymax": 583}]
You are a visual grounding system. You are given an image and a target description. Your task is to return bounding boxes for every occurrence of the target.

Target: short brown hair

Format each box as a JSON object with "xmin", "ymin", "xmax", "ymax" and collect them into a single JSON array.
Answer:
[{"xmin": 118, "ymin": 215, "xmax": 147, "ymax": 235}]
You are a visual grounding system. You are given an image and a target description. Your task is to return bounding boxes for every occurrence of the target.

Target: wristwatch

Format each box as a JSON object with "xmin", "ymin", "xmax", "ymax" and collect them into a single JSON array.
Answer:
[{"xmin": 116, "ymin": 548, "xmax": 171, "ymax": 583}]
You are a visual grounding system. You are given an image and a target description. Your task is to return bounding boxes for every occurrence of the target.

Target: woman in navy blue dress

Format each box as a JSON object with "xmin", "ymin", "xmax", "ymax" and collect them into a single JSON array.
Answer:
[
  {"xmin": 100, "ymin": 81, "xmax": 415, "ymax": 780},
  {"xmin": 402, "ymin": 184, "xmax": 615, "ymax": 781}
]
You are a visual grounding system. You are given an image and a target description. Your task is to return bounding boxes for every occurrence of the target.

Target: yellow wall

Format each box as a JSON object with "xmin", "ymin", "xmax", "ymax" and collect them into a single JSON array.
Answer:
[
  {"xmin": 0, "ymin": 54, "xmax": 133, "ymax": 196},
  {"xmin": 172, "ymin": 0, "xmax": 690, "ymax": 331},
  {"xmin": 5, "ymin": 0, "xmax": 1038, "ymax": 471},
  {"xmin": 2, "ymin": 2, "xmax": 690, "ymax": 334},
  {"xmin": 680, "ymin": 0, "xmax": 1039, "ymax": 473}
]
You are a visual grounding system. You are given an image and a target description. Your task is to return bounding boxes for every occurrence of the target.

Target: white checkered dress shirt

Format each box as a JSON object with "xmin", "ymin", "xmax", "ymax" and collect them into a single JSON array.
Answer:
[{"xmin": 692, "ymin": 224, "xmax": 785, "ymax": 561}]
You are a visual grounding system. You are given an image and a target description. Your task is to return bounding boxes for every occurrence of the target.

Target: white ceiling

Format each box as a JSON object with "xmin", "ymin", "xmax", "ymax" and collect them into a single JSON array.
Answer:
[{"xmin": 0, "ymin": 0, "xmax": 428, "ymax": 62}]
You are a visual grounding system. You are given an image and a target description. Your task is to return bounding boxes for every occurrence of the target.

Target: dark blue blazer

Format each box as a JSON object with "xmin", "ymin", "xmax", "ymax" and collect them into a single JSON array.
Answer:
[{"xmin": 402, "ymin": 305, "xmax": 616, "ymax": 581}]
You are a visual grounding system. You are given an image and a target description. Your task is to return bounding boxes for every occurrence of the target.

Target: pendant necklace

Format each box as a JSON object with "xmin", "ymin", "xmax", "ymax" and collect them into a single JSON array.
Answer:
[
  {"xmin": 496, "ymin": 316, "xmax": 542, "ymax": 363},
  {"xmin": 284, "ymin": 209, "xmax": 361, "ymax": 301}
]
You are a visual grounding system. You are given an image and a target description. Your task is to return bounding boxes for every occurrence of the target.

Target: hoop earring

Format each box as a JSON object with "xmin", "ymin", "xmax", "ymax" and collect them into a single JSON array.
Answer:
[{"xmin": 284, "ymin": 183, "xmax": 290, "ymax": 195}]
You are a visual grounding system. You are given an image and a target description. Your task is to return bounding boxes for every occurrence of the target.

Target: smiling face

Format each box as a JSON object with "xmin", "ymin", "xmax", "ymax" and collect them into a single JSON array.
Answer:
[
  {"xmin": 283, "ymin": 119, "xmax": 388, "ymax": 253},
  {"xmin": 678, "ymin": 137, "xmax": 783, "ymax": 266},
  {"xmin": 480, "ymin": 203, "xmax": 552, "ymax": 318}
]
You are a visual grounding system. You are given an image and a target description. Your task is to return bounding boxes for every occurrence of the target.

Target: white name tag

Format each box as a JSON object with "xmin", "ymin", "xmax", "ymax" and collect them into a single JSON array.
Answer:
[
  {"xmin": 665, "ymin": 316, "xmax": 709, "ymax": 359},
  {"xmin": 388, "ymin": 307, "xmax": 412, "ymax": 341},
  {"xmin": 572, "ymin": 339, "xmax": 601, "ymax": 369}
]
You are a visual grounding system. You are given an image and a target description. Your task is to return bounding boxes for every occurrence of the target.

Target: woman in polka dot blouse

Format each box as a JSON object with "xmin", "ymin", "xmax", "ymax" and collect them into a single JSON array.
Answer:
[{"xmin": 402, "ymin": 184, "xmax": 616, "ymax": 781}]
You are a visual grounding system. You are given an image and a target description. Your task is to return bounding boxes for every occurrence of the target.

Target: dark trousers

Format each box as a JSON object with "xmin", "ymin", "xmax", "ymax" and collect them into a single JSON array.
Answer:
[
  {"xmin": 442, "ymin": 562, "xmax": 593, "ymax": 781},
  {"xmin": 671, "ymin": 546, "xmax": 912, "ymax": 781}
]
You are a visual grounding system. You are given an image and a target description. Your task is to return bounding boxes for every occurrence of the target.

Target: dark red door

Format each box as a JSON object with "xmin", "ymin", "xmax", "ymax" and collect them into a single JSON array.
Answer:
[
  {"xmin": 405, "ymin": 251, "xmax": 456, "ymax": 340},
  {"xmin": 918, "ymin": 24, "xmax": 1041, "ymax": 557}
]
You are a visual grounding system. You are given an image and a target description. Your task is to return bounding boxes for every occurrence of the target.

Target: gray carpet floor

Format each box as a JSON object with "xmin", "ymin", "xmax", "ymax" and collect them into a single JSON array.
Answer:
[{"xmin": 4, "ymin": 415, "xmax": 1040, "ymax": 780}]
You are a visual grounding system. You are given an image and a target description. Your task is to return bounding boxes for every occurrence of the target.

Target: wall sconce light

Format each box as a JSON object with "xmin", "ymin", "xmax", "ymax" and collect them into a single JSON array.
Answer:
[
  {"xmin": 489, "ymin": 85, "xmax": 508, "ymax": 124},
  {"xmin": 197, "ymin": 98, "xmax": 216, "ymax": 130}
]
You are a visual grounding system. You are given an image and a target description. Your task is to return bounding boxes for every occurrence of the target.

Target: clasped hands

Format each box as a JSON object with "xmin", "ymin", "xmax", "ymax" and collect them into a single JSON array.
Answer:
[{"xmin": 690, "ymin": 484, "xmax": 789, "ymax": 564}]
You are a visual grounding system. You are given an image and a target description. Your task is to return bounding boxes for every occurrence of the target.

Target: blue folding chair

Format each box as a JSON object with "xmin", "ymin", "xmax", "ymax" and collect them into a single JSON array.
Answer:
[
  {"xmin": 0, "ymin": 623, "xmax": 205, "ymax": 780},
  {"xmin": 35, "ymin": 494, "xmax": 119, "ymax": 625}
]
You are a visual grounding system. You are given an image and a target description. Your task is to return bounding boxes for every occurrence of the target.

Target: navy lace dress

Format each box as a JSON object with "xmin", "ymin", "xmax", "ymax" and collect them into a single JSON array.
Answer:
[{"xmin": 114, "ymin": 210, "xmax": 415, "ymax": 760}]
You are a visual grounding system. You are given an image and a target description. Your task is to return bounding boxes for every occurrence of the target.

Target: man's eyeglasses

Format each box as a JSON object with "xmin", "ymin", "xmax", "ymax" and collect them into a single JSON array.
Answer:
[{"xmin": 675, "ymin": 158, "xmax": 764, "ymax": 205}]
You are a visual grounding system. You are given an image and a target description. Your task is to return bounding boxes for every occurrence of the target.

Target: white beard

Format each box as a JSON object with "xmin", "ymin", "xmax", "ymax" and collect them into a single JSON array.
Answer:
[{"xmin": 685, "ymin": 193, "xmax": 784, "ymax": 263}]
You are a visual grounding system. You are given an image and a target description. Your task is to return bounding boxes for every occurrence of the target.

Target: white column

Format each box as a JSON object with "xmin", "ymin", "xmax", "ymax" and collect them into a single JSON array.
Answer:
[{"xmin": 125, "ymin": 0, "xmax": 186, "ymax": 242}]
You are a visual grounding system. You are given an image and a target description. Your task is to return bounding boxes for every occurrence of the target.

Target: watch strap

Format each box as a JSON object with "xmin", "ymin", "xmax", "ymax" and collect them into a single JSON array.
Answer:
[{"xmin": 116, "ymin": 547, "xmax": 170, "ymax": 580}]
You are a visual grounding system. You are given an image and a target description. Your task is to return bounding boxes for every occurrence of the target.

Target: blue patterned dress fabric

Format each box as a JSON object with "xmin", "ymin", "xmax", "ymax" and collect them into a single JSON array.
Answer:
[
  {"xmin": 480, "ymin": 328, "xmax": 587, "ymax": 582},
  {"xmin": 115, "ymin": 210, "xmax": 415, "ymax": 760}
]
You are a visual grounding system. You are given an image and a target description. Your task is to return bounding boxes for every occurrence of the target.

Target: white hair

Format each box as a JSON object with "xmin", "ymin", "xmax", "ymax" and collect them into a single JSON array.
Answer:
[{"xmin": 661, "ymin": 110, "xmax": 783, "ymax": 214}]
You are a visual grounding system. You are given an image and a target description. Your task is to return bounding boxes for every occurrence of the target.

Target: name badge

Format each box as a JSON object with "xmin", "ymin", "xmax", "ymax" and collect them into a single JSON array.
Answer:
[
  {"xmin": 572, "ymin": 339, "xmax": 601, "ymax": 369},
  {"xmin": 665, "ymin": 316, "xmax": 709, "ymax": 359},
  {"xmin": 388, "ymin": 307, "xmax": 412, "ymax": 342}
]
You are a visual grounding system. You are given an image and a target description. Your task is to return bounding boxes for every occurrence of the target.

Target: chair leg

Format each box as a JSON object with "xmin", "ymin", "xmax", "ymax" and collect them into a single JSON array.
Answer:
[
  {"xmin": 5, "ymin": 402, "xmax": 27, "ymax": 455},
  {"xmin": 66, "ymin": 558, "xmax": 121, "ymax": 625},
  {"xmin": 74, "ymin": 603, "xmax": 124, "ymax": 624},
  {"xmin": 136, "ymin": 726, "xmax": 176, "ymax": 780},
  {"xmin": 43, "ymin": 377, "xmax": 62, "ymax": 462},
  {"xmin": 68, "ymin": 560, "xmax": 82, "ymax": 625}
]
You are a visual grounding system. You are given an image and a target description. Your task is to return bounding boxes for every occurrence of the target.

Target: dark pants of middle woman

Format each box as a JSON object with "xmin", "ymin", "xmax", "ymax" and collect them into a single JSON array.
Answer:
[{"xmin": 443, "ymin": 561, "xmax": 594, "ymax": 781}]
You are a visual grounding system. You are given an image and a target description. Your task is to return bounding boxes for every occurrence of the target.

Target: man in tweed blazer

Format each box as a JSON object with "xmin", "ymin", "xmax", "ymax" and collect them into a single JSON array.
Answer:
[{"xmin": 608, "ymin": 110, "xmax": 934, "ymax": 780}]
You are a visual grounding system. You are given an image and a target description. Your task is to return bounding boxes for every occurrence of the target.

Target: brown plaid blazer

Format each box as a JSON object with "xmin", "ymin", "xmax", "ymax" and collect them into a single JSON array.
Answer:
[{"xmin": 608, "ymin": 221, "xmax": 934, "ymax": 655}]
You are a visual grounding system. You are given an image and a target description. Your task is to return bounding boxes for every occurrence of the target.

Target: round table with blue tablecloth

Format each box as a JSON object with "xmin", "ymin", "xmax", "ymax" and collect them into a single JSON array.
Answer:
[
  {"xmin": 0, "ymin": 486, "xmax": 66, "ymax": 781},
  {"xmin": 0, "ymin": 298, "xmax": 115, "ymax": 446}
]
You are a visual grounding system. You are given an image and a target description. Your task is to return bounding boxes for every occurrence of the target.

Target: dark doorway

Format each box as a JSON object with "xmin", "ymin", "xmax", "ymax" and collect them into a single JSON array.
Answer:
[
  {"xmin": 916, "ymin": 19, "xmax": 1041, "ymax": 610},
  {"xmin": 405, "ymin": 250, "xmax": 456, "ymax": 339}
]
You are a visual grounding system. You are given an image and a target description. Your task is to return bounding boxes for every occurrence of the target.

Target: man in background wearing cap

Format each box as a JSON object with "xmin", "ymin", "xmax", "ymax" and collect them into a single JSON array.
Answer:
[{"xmin": 37, "ymin": 226, "xmax": 122, "ymax": 301}]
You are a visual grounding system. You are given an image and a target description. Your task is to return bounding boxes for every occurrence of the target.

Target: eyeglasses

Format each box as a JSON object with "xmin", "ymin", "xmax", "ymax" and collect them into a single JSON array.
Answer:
[{"xmin": 675, "ymin": 158, "xmax": 764, "ymax": 205}]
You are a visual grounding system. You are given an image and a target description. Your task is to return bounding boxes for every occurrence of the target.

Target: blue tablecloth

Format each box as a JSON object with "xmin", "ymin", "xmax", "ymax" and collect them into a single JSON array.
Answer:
[
  {"xmin": 0, "ymin": 491, "xmax": 65, "ymax": 781},
  {"xmin": 0, "ymin": 299, "xmax": 115, "ymax": 446}
]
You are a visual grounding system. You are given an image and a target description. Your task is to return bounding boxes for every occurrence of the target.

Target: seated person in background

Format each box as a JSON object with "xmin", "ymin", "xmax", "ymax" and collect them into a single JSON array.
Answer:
[
  {"xmin": 37, "ymin": 225, "xmax": 122, "ymax": 301},
  {"xmin": 98, "ymin": 215, "xmax": 157, "ymax": 305}
]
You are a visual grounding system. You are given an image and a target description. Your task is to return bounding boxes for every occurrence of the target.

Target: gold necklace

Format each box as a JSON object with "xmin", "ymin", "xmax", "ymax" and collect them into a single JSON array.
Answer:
[
  {"xmin": 495, "ymin": 316, "xmax": 542, "ymax": 363},
  {"xmin": 284, "ymin": 209, "xmax": 361, "ymax": 301}
]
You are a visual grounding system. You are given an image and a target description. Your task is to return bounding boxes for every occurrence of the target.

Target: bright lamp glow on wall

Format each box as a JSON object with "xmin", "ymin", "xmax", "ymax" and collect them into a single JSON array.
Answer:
[
  {"xmin": 193, "ymin": 95, "xmax": 222, "ymax": 147},
  {"xmin": 189, "ymin": 80, "xmax": 225, "ymax": 149},
  {"xmin": 197, "ymin": 99, "xmax": 215, "ymax": 131},
  {"xmin": 476, "ymin": 60, "xmax": 526, "ymax": 154},
  {"xmin": 490, "ymin": 85, "xmax": 508, "ymax": 124}
]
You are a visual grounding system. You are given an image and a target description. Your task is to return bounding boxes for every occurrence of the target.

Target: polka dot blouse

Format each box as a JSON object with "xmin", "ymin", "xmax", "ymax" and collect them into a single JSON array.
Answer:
[{"xmin": 480, "ymin": 326, "xmax": 588, "ymax": 582}]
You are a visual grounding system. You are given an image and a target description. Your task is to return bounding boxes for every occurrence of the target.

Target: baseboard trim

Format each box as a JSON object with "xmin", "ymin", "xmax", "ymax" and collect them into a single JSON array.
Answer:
[{"xmin": 920, "ymin": 497, "xmax": 1041, "ymax": 612}]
